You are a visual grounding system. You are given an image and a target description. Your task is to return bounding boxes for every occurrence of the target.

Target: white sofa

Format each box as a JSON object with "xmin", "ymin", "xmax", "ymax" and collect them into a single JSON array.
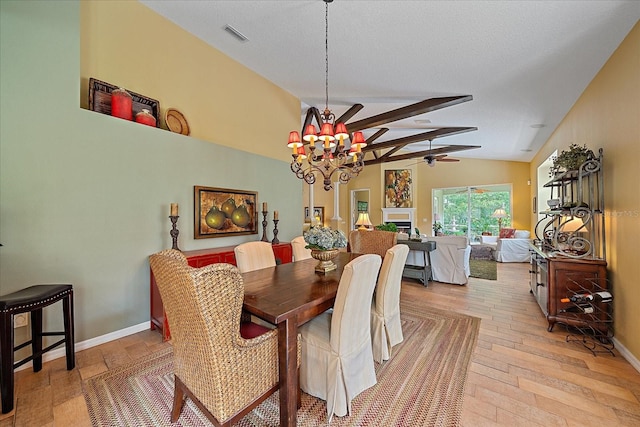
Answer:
[
  {"xmin": 481, "ymin": 230, "xmax": 532, "ymax": 262},
  {"xmin": 406, "ymin": 236, "xmax": 471, "ymax": 285}
]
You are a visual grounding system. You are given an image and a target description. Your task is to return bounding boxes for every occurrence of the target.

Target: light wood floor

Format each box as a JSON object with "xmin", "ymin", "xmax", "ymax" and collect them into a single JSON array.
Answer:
[{"xmin": 2, "ymin": 262, "xmax": 639, "ymax": 426}]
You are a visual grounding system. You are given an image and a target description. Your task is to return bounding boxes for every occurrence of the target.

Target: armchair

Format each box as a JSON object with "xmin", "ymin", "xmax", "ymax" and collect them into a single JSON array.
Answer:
[{"xmin": 149, "ymin": 249, "xmax": 279, "ymax": 426}]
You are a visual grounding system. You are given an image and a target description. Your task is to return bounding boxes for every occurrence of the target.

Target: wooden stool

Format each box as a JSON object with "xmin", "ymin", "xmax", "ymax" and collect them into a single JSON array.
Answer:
[{"xmin": 0, "ymin": 284, "xmax": 75, "ymax": 414}]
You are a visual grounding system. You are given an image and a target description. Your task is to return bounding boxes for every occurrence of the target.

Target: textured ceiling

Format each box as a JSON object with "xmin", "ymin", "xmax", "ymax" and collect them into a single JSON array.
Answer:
[{"xmin": 140, "ymin": 0, "xmax": 639, "ymax": 163}]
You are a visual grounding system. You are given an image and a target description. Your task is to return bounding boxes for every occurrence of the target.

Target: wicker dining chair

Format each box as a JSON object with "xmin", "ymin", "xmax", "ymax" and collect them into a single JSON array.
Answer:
[
  {"xmin": 291, "ymin": 235, "xmax": 312, "ymax": 261},
  {"xmin": 371, "ymin": 244, "xmax": 410, "ymax": 363},
  {"xmin": 234, "ymin": 241, "xmax": 276, "ymax": 273},
  {"xmin": 149, "ymin": 249, "xmax": 279, "ymax": 426},
  {"xmin": 299, "ymin": 254, "xmax": 382, "ymax": 422},
  {"xmin": 348, "ymin": 229, "xmax": 397, "ymax": 258}
]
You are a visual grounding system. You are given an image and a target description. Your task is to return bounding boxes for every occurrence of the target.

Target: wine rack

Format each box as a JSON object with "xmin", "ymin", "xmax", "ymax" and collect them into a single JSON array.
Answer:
[{"xmin": 562, "ymin": 275, "xmax": 614, "ymax": 356}]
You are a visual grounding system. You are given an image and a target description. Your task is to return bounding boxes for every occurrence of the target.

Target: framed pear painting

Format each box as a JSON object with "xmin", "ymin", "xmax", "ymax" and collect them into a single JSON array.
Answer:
[{"xmin": 194, "ymin": 186, "xmax": 258, "ymax": 238}]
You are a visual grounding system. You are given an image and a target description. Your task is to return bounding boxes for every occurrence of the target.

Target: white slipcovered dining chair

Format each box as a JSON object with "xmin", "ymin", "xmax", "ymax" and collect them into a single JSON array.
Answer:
[
  {"xmin": 291, "ymin": 235, "xmax": 312, "ymax": 261},
  {"xmin": 371, "ymin": 244, "xmax": 410, "ymax": 363},
  {"xmin": 299, "ymin": 254, "xmax": 382, "ymax": 422},
  {"xmin": 234, "ymin": 241, "xmax": 276, "ymax": 273}
]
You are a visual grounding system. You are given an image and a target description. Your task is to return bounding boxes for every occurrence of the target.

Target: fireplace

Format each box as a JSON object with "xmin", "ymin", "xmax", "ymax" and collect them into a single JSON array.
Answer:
[{"xmin": 381, "ymin": 208, "xmax": 416, "ymax": 233}]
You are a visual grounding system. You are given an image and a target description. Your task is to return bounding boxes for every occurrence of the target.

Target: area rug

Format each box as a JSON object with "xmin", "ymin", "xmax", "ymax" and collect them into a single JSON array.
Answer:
[
  {"xmin": 469, "ymin": 258, "xmax": 498, "ymax": 280},
  {"xmin": 83, "ymin": 303, "xmax": 480, "ymax": 427}
]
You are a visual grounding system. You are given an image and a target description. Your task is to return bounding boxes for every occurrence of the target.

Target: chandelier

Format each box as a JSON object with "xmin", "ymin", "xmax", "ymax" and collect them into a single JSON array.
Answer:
[{"xmin": 287, "ymin": 0, "xmax": 366, "ymax": 191}]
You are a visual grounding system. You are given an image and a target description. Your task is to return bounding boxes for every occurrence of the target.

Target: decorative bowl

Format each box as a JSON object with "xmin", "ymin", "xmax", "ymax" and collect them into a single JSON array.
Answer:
[{"xmin": 310, "ymin": 249, "xmax": 339, "ymax": 273}]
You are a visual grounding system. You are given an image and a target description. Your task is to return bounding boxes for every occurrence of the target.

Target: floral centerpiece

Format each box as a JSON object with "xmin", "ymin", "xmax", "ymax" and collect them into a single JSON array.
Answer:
[
  {"xmin": 303, "ymin": 226, "xmax": 347, "ymax": 251},
  {"xmin": 303, "ymin": 226, "xmax": 347, "ymax": 273}
]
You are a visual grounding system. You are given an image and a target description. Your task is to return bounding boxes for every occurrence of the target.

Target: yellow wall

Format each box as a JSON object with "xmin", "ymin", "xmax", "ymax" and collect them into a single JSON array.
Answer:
[
  {"xmin": 80, "ymin": 1, "xmax": 299, "ymax": 163},
  {"xmin": 530, "ymin": 22, "xmax": 640, "ymax": 358},
  {"xmin": 334, "ymin": 159, "xmax": 530, "ymax": 233}
]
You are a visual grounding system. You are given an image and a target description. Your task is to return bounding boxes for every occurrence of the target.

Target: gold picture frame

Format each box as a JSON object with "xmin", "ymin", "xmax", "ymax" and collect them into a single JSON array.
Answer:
[{"xmin": 194, "ymin": 186, "xmax": 258, "ymax": 239}]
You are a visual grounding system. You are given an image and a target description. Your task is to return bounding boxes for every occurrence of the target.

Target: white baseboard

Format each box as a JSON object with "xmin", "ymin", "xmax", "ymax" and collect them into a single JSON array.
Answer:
[
  {"xmin": 14, "ymin": 321, "xmax": 150, "ymax": 372},
  {"xmin": 612, "ymin": 337, "xmax": 640, "ymax": 373}
]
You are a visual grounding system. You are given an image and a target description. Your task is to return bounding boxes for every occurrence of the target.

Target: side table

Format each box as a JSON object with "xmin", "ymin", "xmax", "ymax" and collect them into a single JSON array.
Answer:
[{"xmin": 400, "ymin": 240, "xmax": 436, "ymax": 286}]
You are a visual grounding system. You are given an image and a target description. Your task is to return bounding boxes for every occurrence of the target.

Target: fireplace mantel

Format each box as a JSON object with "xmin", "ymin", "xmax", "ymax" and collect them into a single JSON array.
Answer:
[{"xmin": 381, "ymin": 208, "xmax": 416, "ymax": 233}]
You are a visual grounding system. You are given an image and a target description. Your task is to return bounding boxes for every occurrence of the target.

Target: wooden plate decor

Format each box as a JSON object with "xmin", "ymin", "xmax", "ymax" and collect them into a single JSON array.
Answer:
[
  {"xmin": 164, "ymin": 108, "xmax": 190, "ymax": 136},
  {"xmin": 88, "ymin": 78, "xmax": 160, "ymax": 127}
]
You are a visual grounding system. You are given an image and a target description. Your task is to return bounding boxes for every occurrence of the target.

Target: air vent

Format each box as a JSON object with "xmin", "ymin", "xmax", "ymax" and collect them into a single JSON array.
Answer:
[{"xmin": 224, "ymin": 25, "xmax": 248, "ymax": 42}]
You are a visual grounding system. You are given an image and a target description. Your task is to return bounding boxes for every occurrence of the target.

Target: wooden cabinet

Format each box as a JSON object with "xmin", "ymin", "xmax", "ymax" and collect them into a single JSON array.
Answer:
[
  {"xmin": 530, "ymin": 245, "xmax": 608, "ymax": 332},
  {"xmin": 150, "ymin": 242, "xmax": 292, "ymax": 340},
  {"xmin": 531, "ymin": 147, "xmax": 611, "ymax": 336}
]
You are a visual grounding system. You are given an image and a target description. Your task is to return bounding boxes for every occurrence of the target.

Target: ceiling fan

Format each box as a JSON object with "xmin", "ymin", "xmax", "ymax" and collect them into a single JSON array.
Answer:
[{"xmin": 406, "ymin": 139, "xmax": 463, "ymax": 167}]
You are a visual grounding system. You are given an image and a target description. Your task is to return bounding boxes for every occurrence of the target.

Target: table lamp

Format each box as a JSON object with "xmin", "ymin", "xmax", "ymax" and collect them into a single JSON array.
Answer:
[
  {"xmin": 355, "ymin": 212, "xmax": 373, "ymax": 230},
  {"xmin": 491, "ymin": 208, "xmax": 507, "ymax": 230}
]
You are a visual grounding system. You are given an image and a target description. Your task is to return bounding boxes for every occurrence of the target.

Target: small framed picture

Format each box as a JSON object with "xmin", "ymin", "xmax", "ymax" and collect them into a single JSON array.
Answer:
[
  {"xmin": 304, "ymin": 206, "xmax": 325, "ymax": 226},
  {"xmin": 194, "ymin": 186, "xmax": 258, "ymax": 239}
]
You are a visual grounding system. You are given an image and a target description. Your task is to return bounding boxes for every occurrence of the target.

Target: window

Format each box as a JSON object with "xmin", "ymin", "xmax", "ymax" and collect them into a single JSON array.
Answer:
[{"xmin": 432, "ymin": 185, "xmax": 512, "ymax": 241}]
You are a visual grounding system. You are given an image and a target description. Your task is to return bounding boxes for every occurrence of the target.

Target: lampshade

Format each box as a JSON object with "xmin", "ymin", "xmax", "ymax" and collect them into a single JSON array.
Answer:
[
  {"xmin": 303, "ymin": 124, "xmax": 317, "ymax": 142},
  {"xmin": 563, "ymin": 216, "xmax": 585, "ymax": 232},
  {"xmin": 334, "ymin": 123, "xmax": 349, "ymax": 143},
  {"xmin": 351, "ymin": 131, "xmax": 367, "ymax": 149},
  {"xmin": 319, "ymin": 122, "xmax": 336, "ymax": 148},
  {"xmin": 287, "ymin": 131, "xmax": 301, "ymax": 148},
  {"xmin": 355, "ymin": 212, "xmax": 373, "ymax": 230},
  {"xmin": 491, "ymin": 208, "xmax": 507, "ymax": 218}
]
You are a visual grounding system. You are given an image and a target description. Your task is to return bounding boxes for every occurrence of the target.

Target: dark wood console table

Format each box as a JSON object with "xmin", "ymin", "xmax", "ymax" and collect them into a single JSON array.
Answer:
[
  {"xmin": 401, "ymin": 240, "xmax": 436, "ymax": 286},
  {"xmin": 149, "ymin": 242, "xmax": 292, "ymax": 340}
]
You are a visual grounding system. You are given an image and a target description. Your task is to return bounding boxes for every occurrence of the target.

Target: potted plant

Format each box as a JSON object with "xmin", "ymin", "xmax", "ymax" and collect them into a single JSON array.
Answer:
[
  {"xmin": 552, "ymin": 144, "xmax": 594, "ymax": 174},
  {"xmin": 374, "ymin": 223, "xmax": 398, "ymax": 232},
  {"xmin": 433, "ymin": 221, "xmax": 443, "ymax": 236}
]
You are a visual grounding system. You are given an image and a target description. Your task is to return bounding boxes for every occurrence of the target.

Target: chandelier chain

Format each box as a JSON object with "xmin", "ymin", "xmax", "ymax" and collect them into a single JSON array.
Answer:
[{"xmin": 325, "ymin": 0, "xmax": 329, "ymax": 113}]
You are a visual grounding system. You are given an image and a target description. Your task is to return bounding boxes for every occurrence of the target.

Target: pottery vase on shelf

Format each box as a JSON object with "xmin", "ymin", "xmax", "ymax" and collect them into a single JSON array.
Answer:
[
  {"xmin": 135, "ymin": 109, "xmax": 156, "ymax": 127},
  {"xmin": 111, "ymin": 88, "xmax": 132, "ymax": 120},
  {"xmin": 310, "ymin": 249, "xmax": 339, "ymax": 273}
]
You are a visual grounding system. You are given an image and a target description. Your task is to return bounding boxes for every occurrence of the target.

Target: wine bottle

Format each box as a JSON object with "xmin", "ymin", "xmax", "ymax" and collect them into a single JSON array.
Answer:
[
  {"xmin": 559, "ymin": 303, "xmax": 594, "ymax": 314},
  {"xmin": 560, "ymin": 291, "xmax": 612, "ymax": 304}
]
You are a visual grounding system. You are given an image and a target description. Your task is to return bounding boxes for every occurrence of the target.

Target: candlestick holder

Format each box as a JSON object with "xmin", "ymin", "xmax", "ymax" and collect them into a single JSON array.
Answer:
[
  {"xmin": 272, "ymin": 219, "xmax": 280, "ymax": 244},
  {"xmin": 261, "ymin": 210, "xmax": 269, "ymax": 242},
  {"xmin": 169, "ymin": 215, "xmax": 180, "ymax": 250}
]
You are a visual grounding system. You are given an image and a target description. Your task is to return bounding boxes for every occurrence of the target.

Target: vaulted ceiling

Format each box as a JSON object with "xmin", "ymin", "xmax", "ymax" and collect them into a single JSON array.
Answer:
[{"xmin": 140, "ymin": 0, "xmax": 639, "ymax": 163}]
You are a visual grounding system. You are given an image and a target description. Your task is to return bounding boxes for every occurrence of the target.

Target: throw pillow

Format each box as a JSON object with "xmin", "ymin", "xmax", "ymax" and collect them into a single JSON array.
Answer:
[
  {"xmin": 514, "ymin": 230, "xmax": 531, "ymax": 239},
  {"xmin": 499, "ymin": 228, "xmax": 516, "ymax": 238}
]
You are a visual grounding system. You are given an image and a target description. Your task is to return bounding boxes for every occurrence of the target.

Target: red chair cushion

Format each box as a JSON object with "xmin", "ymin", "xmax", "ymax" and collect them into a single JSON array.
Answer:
[{"xmin": 240, "ymin": 321, "xmax": 271, "ymax": 339}]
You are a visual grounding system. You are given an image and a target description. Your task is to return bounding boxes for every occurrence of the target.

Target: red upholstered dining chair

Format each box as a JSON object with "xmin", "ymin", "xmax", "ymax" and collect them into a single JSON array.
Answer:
[{"xmin": 149, "ymin": 249, "xmax": 279, "ymax": 425}]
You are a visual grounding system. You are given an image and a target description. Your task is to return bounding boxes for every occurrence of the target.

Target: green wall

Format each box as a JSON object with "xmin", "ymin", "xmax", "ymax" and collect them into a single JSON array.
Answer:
[{"xmin": 0, "ymin": 1, "xmax": 302, "ymax": 342}]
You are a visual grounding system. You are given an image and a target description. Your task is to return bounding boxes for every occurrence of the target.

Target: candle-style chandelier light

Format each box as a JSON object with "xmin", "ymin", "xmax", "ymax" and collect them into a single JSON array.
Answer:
[{"xmin": 287, "ymin": 0, "xmax": 366, "ymax": 191}]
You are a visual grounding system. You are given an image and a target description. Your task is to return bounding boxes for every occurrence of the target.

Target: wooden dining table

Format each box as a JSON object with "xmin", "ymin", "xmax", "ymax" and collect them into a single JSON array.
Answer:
[{"xmin": 241, "ymin": 251, "xmax": 360, "ymax": 427}]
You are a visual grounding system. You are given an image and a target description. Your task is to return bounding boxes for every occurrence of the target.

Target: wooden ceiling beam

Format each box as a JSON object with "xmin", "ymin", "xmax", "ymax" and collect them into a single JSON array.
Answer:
[
  {"xmin": 361, "ymin": 127, "xmax": 477, "ymax": 152},
  {"xmin": 335, "ymin": 104, "xmax": 364, "ymax": 124},
  {"xmin": 345, "ymin": 95, "xmax": 473, "ymax": 132}
]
